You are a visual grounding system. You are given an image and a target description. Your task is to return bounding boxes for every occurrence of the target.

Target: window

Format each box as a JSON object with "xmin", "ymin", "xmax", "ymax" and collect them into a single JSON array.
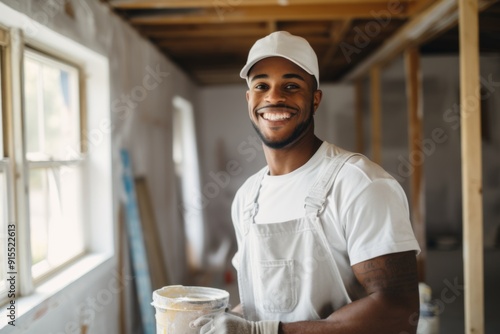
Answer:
[
  {"xmin": 23, "ymin": 49, "xmax": 85, "ymax": 280},
  {"xmin": 0, "ymin": 30, "xmax": 89, "ymax": 297},
  {"xmin": 173, "ymin": 96, "xmax": 205, "ymax": 268},
  {"xmin": 0, "ymin": 8, "xmax": 112, "ymax": 325}
]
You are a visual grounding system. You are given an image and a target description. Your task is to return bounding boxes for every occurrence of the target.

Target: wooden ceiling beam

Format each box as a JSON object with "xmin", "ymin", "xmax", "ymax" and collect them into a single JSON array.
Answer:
[
  {"xmin": 320, "ymin": 19, "xmax": 353, "ymax": 70},
  {"xmin": 277, "ymin": 22, "xmax": 334, "ymax": 35},
  {"xmin": 129, "ymin": 3, "xmax": 410, "ymax": 24},
  {"xmin": 140, "ymin": 26, "xmax": 268, "ymax": 38},
  {"xmin": 407, "ymin": 0, "xmax": 437, "ymax": 16},
  {"xmin": 110, "ymin": 0, "xmax": 414, "ymax": 9},
  {"xmin": 157, "ymin": 36, "xmax": 334, "ymax": 51},
  {"xmin": 174, "ymin": 56, "xmax": 337, "ymax": 68},
  {"xmin": 267, "ymin": 21, "xmax": 277, "ymax": 34},
  {"xmin": 139, "ymin": 21, "xmax": 333, "ymax": 36}
]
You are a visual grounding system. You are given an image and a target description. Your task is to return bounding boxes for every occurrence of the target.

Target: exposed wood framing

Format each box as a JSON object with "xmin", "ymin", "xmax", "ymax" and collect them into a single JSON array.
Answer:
[
  {"xmin": 459, "ymin": 0, "xmax": 484, "ymax": 333},
  {"xmin": 110, "ymin": 0, "xmax": 414, "ymax": 9},
  {"xmin": 344, "ymin": 0, "xmax": 497, "ymax": 82},
  {"xmin": 404, "ymin": 47, "xmax": 426, "ymax": 282},
  {"xmin": 354, "ymin": 80, "xmax": 365, "ymax": 154},
  {"xmin": 370, "ymin": 66, "xmax": 382, "ymax": 165},
  {"xmin": 320, "ymin": 20, "xmax": 352, "ymax": 71},
  {"xmin": 156, "ymin": 35, "xmax": 343, "ymax": 51},
  {"xmin": 267, "ymin": 20, "xmax": 277, "ymax": 33},
  {"xmin": 142, "ymin": 26, "xmax": 268, "ymax": 38},
  {"xmin": 106, "ymin": 0, "xmax": 499, "ymax": 85},
  {"xmin": 129, "ymin": 4, "xmax": 409, "ymax": 25},
  {"xmin": 407, "ymin": 0, "xmax": 438, "ymax": 15}
]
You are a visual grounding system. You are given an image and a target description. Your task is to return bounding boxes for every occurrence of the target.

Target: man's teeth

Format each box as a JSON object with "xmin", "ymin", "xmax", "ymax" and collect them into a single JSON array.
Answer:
[{"xmin": 262, "ymin": 113, "xmax": 291, "ymax": 121}]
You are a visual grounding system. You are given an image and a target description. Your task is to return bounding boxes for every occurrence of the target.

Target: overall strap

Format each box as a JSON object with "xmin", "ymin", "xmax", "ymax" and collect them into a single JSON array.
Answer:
[
  {"xmin": 241, "ymin": 166, "xmax": 268, "ymax": 234},
  {"xmin": 304, "ymin": 152, "xmax": 359, "ymax": 216}
]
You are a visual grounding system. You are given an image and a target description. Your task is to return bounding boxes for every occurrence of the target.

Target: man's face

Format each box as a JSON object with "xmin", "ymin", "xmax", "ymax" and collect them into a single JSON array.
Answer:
[{"xmin": 246, "ymin": 57, "xmax": 322, "ymax": 150}]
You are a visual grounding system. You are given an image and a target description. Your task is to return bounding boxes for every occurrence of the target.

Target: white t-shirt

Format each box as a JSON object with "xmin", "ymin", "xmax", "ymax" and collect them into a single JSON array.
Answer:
[{"xmin": 232, "ymin": 142, "xmax": 420, "ymax": 268}]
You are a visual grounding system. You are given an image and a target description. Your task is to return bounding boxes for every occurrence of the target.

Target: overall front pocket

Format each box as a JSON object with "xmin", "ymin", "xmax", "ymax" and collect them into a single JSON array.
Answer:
[{"xmin": 258, "ymin": 259, "xmax": 297, "ymax": 313}]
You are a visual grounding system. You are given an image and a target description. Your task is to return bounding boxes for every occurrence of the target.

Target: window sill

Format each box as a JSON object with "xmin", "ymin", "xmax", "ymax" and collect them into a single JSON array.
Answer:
[{"xmin": 0, "ymin": 252, "xmax": 114, "ymax": 332}]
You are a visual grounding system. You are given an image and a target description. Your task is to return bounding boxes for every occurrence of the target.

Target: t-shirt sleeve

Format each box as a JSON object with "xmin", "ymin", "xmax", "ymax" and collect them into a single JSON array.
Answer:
[{"xmin": 342, "ymin": 178, "xmax": 421, "ymax": 265}]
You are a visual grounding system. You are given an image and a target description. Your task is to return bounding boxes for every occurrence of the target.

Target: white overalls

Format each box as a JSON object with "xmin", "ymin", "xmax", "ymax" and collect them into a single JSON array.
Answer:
[{"xmin": 236, "ymin": 152, "xmax": 360, "ymax": 322}]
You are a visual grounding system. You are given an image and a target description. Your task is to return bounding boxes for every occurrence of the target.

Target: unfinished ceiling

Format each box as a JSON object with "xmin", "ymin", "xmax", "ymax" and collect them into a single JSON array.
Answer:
[{"xmin": 104, "ymin": 0, "xmax": 499, "ymax": 86}]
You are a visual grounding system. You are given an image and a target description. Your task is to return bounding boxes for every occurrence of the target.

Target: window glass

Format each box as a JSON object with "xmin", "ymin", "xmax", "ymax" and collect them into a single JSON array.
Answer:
[
  {"xmin": 24, "ymin": 51, "xmax": 80, "ymax": 161},
  {"xmin": 29, "ymin": 166, "xmax": 84, "ymax": 279},
  {"xmin": 23, "ymin": 49, "xmax": 85, "ymax": 280}
]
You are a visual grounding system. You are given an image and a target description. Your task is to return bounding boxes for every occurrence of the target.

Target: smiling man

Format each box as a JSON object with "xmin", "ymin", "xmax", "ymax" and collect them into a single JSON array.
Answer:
[{"xmin": 198, "ymin": 31, "xmax": 421, "ymax": 334}]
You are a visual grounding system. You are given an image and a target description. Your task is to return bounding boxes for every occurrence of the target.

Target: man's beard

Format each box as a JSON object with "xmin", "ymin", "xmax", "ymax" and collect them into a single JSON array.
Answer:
[{"xmin": 251, "ymin": 102, "xmax": 314, "ymax": 150}]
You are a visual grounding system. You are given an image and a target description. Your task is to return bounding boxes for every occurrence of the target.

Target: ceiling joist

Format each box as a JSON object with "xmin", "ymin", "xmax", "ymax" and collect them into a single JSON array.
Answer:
[
  {"xmin": 320, "ymin": 19, "xmax": 353, "ymax": 70},
  {"xmin": 156, "ymin": 35, "xmax": 337, "ymax": 51},
  {"xmin": 129, "ymin": 3, "xmax": 410, "ymax": 25},
  {"xmin": 141, "ymin": 26, "xmax": 268, "ymax": 38},
  {"xmin": 110, "ymin": 0, "xmax": 415, "ymax": 9}
]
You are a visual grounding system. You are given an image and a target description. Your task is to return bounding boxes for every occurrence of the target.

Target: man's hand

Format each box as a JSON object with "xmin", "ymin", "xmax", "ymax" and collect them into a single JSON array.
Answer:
[{"xmin": 193, "ymin": 312, "xmax": 279, "ymax": 334}]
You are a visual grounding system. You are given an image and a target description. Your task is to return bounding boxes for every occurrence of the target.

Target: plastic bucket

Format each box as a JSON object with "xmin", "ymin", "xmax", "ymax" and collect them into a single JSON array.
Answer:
[{"xmin": 151, "ymin": 285, "xmax": 229, "ymax": 334}]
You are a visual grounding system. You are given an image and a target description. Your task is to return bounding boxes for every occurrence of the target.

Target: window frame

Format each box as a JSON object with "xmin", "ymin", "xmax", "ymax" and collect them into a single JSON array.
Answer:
[
  {"xmin": 0, "ymin": 160, "xmax": 14, "ymax": 305},
  {"xmin": 0, "ymin": 24, "xmax": 24, "ymax": 305}
]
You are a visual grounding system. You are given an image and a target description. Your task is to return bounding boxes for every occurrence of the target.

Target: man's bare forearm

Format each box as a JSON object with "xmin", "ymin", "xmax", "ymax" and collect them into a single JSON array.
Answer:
[
  {"xmin": 280, "ymin": 251, "xmax": 419, "ymax": 334},
  {"xmin": 279, "ymin": 292, "xmax": 418, "ymax": 334}
]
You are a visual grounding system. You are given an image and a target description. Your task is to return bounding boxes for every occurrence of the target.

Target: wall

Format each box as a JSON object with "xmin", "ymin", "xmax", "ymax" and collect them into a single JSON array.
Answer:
[
  {"xmin": 194, "ymin": 85, "xmax": 264, "ymax": 270},
  {"xmin": 0, "ymin": 0, "xmax": 196, "ymax": 333},
  {"xmin": 374, "ymin": 55, "xmax": 500, "ymax": 245}
]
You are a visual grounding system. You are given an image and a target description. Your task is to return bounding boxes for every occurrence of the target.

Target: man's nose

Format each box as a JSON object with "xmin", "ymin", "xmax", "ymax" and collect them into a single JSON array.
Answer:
[{"xmin": 265, "ymin": 86, "xmax": 285, "ymax": 104}]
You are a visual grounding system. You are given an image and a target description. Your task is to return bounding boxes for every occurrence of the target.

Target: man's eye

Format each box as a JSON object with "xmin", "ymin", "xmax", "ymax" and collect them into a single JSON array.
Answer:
[
  {"xmin": 254, "ymin": 84, "xmax": 268, "ymax": 90},
  {"xmin": 285, "ymin": 84, "xmax": 300, "ymax": 89}
]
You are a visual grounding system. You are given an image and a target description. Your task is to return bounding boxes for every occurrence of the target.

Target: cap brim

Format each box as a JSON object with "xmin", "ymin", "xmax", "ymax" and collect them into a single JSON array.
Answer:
[
  {"xmin": 240, "ymin": 54, "xmax": 315, "ymax": 80},
  {"xmin": 240, "ymin": 54, "xmax": 319, "ymax": 89}
]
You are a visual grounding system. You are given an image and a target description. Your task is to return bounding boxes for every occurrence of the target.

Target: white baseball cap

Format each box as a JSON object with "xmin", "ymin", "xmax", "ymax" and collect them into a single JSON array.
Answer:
[{"xmin": 240, "ymin": 31, "xmax": 320, "ymax": 88}]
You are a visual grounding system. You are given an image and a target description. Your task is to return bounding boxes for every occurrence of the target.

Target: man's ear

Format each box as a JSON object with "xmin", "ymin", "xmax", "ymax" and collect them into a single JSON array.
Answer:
[
  {"xmin": 246, "ymin": 90, "xmax": 250, "ymax": 102},
  {"xmin": 313, "ymin": 89, "xmax": 323, "ymax": 112}
]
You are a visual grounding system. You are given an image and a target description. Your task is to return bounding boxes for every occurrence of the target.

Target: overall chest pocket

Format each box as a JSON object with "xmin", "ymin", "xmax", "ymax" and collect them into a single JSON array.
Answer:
[{"xmin": 258, "ymin": 259, "xmax": 297, "ymax": 313}]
